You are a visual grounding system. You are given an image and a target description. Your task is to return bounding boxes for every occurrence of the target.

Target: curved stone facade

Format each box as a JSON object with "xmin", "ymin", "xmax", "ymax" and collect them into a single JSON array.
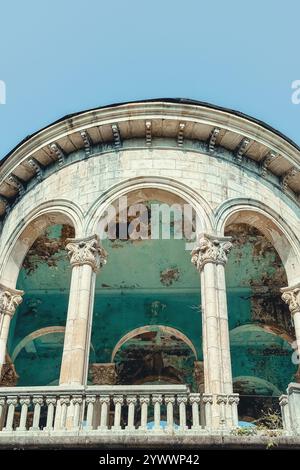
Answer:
[{"xmin": 0, "ymin": 99, "xmax": 300, "ymax": 445}]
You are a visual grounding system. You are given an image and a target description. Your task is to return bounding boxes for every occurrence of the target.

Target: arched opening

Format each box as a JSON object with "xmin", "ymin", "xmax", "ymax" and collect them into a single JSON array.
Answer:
[
  {"xmin": 88, "ymin": 188, "xmax": 203, "ymax": 390},
  {"xmin": 4, "ymin": 219, "xmax": 76, "ymax": 386},
  {"xmin": 223, "ymin": 216, "xmax": 298, "ymax": 422},
  {"xmin": 112, "ymin": 325, "xmax": 197, "ymax": 387}
]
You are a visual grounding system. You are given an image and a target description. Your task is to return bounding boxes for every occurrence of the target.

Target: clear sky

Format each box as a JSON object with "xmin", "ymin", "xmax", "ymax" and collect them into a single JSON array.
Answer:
[{"xmin": 1, "ymin": 0, "xmax": 300, "ymax": 158}]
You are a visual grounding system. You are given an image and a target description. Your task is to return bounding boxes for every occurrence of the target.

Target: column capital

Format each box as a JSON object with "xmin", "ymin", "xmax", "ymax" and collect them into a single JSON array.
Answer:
[
  {"xmin": 0, "ymin": 283, "xmax": 24, "ymax": 317},
  {"xmin": 191, "ymin": 233, "xmax": 232, "ymax": 272},
  {"xmin": 65, "ymin": 235, "xmax": 107, "ymax": 272},
  {"xmin": 281, "ymin": 283, "xmax": 300, "ymax": 316}
]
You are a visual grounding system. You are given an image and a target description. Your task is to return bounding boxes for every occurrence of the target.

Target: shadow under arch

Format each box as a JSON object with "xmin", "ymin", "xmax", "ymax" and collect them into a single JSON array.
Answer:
[
  {"xmin": 84, "ymin": 176, "xmax": 214, "ymax": 237},
  {"xmin": 111, "ymin": 324, "xmax": 197, "ymax": 362},
  {"xmin": 111, "ymin": 325, "xmax": 198, "ymax": 386},
  {"xmin": 0, "ymin": 200, "xmax": 83, "ymax": 289},
  {"xmin": 214, "ymin": 198, "xmax": 300, "ymax": 285},
  {"xmin": 233, "ymin": 375, "xmax": 282, "ymax": 396}
]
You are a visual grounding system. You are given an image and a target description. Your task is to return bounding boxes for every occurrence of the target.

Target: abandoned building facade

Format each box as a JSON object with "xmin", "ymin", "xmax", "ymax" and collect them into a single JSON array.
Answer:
[{"xmin": 0, "ymin": 99, "xmax": 300, "ymax": 447}]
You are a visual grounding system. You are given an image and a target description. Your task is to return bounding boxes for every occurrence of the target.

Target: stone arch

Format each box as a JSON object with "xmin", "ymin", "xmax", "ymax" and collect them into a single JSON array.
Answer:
[
  {"xmin": 233, "ymin": 375, "xmax": 282, "ymax": 396},
  {"xmin": 85, "ymin": 176, "xmax": 214, "ymax": 237},
  {"xmin": 215, "ymin": 198, "xmax": 300, "ymax": 285},
  {"xmin": 11, "ymin": 326, "xmax": 66, "ymax": 362},
  {"xmin": 111, "ymin": 325, "xmax": 197, "ymax": 362},
  {"xmin": 0, "ymin": 200, "xmax": 84, "ymax": 289}
]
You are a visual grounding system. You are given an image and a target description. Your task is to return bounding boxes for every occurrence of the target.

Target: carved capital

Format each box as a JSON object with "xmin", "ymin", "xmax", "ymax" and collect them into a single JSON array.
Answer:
[
  {"xmin": 99, "ymin": 395, "xmax": 110, "ymax": 405},
  {"xmin": 281, "ymin": 284, "xmax": 300, "ymax": 316},
  {"xmin": 71, "ymin": 396, "xmax": 83, "ymax": 405},
  {"xmin": 86, "ymin": 395, "xmax": 97, "ymax": 405},
  {"xmin": 216, "ymin": 394, "xmax": 228, "ymax": 405},
  {"xmin": 152, "ymin": 394, "xmax": 163, "ymax": 405},
  {"xmin": 202, "ymin": 394, "xmax": 213, "ymax": 405},
  {"xmin": 65, "ymin": 235, "xmax": 107, "ymax": 273},
  {"xmin": 189, "ymin": 393, "xmax": 201, "ymax": 404},
  {"xmin": 89, "ymin": 363, "xmax": 117, "ymax": 385},
  {"xmin": 19, "ymin": 397, "xmax": 31, "ymax": 406},
  {"xmin": 32, "ymin": 396, "xmax": 44, "ymax": 406},
  {"xmin": 164, "ymin": 395, "xmax": 176, "ymax": 405},
  {"xmin": 113, "ymin": 395, "xmax": 124, "ymax": 405},
  {"xmin": 0, "ymin": 284, "xmax": 24, "ymax": 317},
  {"xmin": 126, "ymin": 396, "xmax": 138, "ymax": 405},
  {"xmin": 279, "ymin": 394, "xmax": 289, "ymax": 407},
  {"xmin": 228, "ymin": 394, "xmax": 239, "ymax": 405},
  {"xmin": 191, "ymin": 234, "xmax": 232, "ymax": 272},
  {"xmin": 45, "ymin": 397, "xmax": 57, "ymax": 406},
  {"xmin": 139, "ymin": 395, "xmax": 150, "ymax": 405},
  {"xmin": 177, "ymin": 395, "xmax": 188, "ymax": 404}
]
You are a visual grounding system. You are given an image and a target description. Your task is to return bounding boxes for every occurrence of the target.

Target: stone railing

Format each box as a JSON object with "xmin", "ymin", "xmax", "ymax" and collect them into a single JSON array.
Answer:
[{"xmin": 0, "ymin": 384, "xmax": 239, "ymax": 434}]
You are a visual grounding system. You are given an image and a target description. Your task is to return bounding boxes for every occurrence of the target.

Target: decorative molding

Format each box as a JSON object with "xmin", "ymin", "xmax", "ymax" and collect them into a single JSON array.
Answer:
[
  {"xmin": 65, "ymin": 235, "xmax": 107, "ymax": 272},
  {"xmin": 177, "ymin": 123, "xmax": 185, "ymax": 147},
  {"xmin": 261, "ymin": 151, "xmax": 278, "ymax": 177},
  {"xmin": 89, "ymin": 363, "xmax": 117, "ymax": 385},
  {"xmin": 49, "ymin": 142, "xmax": 65, "ymax": 166},
  {"xmin": 235, "ymin": 137, "xmax": 250, "ymax": 163},
  {"xmin": 145, "ymin": 121, "xmax": 152, "ymax": 146},
  {"xmin": 228, "ymin": 394, "xmax": 240, "ymax": 405},
  {"xmin": 80, "ymin": 130, "xmax": 92, "ymax": 157},
  {"xmin": 7, "ymin": 175, "xmax": 25, "ymax": 197},
  {"xmin": 208, "ymin": 127, "xmax": 220, "ymax": 153},
  {"xmin": 0, "ymin": 284, "xmax": 24, "ymax": 317},
  {"xmin": 191, "ymin": 233, "xmax": 232, "ymax": 272},
  {"xmin": 281, "ymin": 283, "xmax": 300, "ymax": 316},
  {"xmin": 26, "ymin": 157, "xmax": 44, "ymax": 182},
  {"xmin": 111, "ymin": 124, "xmax": 122, "ymax": 150},
  {"xmin": 282, "ymin": 167, "xmax": 298, "ymax": 192}
]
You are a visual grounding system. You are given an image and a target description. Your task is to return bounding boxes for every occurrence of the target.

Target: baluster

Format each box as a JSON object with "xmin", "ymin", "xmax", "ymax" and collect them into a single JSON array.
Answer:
[
  {"xmin": 59, "ymin": 396, "xmax": 70, "ymax": 430},
  {"xmin": 30, "ymin": 396, "xmax": 44, "ymax": 431},
  {"xmin": 152, "ymin": 394, "xmax": 163, "ymax": 431},
  {"xmin": 139, "ymin": 396, "xmax": 150, "ymax": 431},
  {"xmin": 0, "ymin": 397, "xmax": 6, "ymax": 430},
  {"xmin": 217, "ymin": 395, "xmax": 227, "ymax": 429},
  {"xmin": 98, "ymin": 395, "xmax": 110, "ymax": 431},
  {"xmin": 85, "ymin": 395, "xmax": 96, "ymax": 431},
  {"xmin": 17, "ymin": 397, "xmax": 30, "ymax": 431},
  {"xmin": 165, "ymin": 395, "xmax": 175, "ymax": 431},
  {"xmin": 190, "ymin": 393, "xmax": 201, "ymax": 430},
  {"xmin": 202, "ymin": 394, "xmax": 213, "ymax": 430},
  {"xmin": 72, "ymin": 396, "xmax": 83, "ymax": 430},
  {"xmin": 113, "ymin": 396, "xmax": 124, "ymax": 430},
  {"xmin": 44, "ymin": 397, "xmax": 56, "ymax": 431},
  {"xmin": 178, "ymin": 395, "xmax": 188, "ymax": 431},
  {"xmin": 228, "ymin": 394, "xmax": 239, "ymax": 428},
  {"xmin": 3, "ymin": 396, "xmax": 18, "ymax": 431},
  {"xmin": 126, "ymin": 396, "xmax": 137, "ymax": 431}
]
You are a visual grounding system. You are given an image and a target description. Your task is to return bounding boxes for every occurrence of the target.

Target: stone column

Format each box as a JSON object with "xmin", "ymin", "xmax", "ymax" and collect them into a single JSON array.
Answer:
[
  {"xmin": 281, "ymin": 283, "xmax": 300, "ymax": 350},
  {"xmin": 191, "ymin": 233, "xmax": 234, "ymax": 428},
  {"xmin": 59, "ymin": 235, "xmax": 107, "ymax": 386},
  {"xmin": 0, "ymin": 284, "xmax": 23, "ymax": 377}
]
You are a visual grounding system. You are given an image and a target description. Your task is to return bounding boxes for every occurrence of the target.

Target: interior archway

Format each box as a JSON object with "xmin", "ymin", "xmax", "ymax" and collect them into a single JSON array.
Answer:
[
  {"xmin": 89, "ymin": 188, "xmax": 203, "ymax": 387},
  {"xmin": 112, "ymin": 325, "xmax": 197, "ymax": 387},
  {"xmin": 223, "ymin": 220, "xmax": 298, "ymax": 420},
  {"xmin": 6, "ymin": 221, "xmax": 75, "ymax": 386}
]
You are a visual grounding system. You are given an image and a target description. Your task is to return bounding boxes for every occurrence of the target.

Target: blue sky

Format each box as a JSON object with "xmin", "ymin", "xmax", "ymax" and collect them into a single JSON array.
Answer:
[{"xmin": 1, "ymin": 0, "xmax": 300, "ymax": 158}]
